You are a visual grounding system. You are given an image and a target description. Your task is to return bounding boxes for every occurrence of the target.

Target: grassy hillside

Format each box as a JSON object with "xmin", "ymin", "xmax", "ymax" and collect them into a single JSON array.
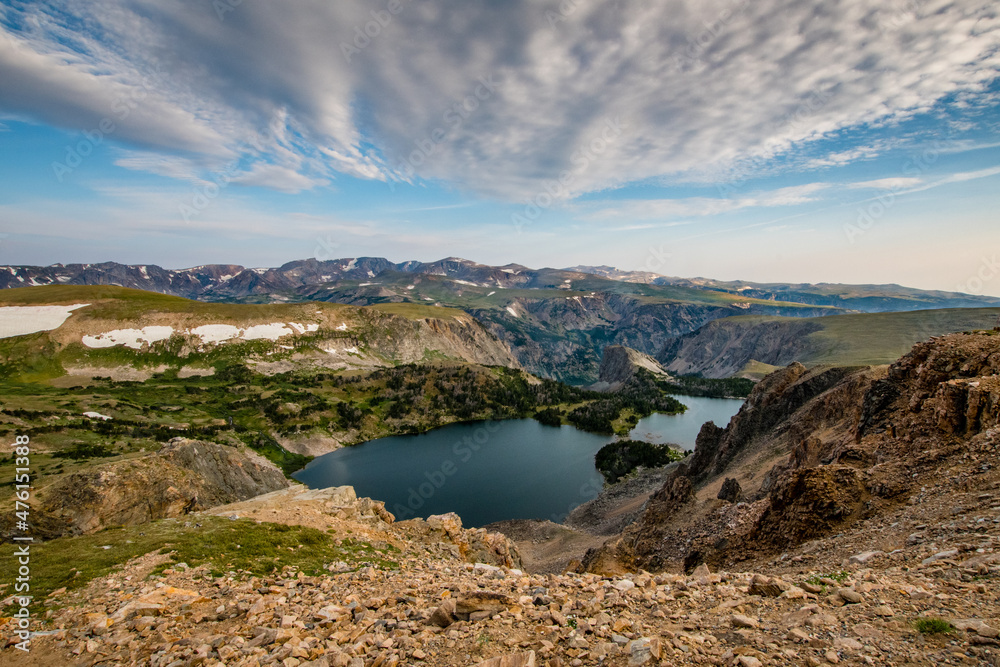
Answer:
[{"xmin": 661, "ymin": 307, "xmax": 1000, "ymax": 378}]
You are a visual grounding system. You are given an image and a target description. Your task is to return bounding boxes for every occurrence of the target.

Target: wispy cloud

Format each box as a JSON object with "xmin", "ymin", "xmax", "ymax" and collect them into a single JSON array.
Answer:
[
  {"xmin": 0, "ymin": 0, "xmax": 997, "ymax": 200},
  {"xmin": 581, "ymin": 183, "xmax": 831, "ymax": 223},
  {"xmin": 847, "ymin": 177, "xmax": 924, "ymax": 190}
]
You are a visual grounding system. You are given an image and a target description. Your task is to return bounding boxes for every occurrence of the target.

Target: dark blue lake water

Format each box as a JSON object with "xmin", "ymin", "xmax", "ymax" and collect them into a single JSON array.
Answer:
[{"xmin": 293, "ymin": 396, "xmax": 744, "ymax": 527}]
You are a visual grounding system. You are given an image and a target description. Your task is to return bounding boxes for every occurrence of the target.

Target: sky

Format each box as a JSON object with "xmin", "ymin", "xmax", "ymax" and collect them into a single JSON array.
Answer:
[{"xmin": 0, "ymin": 0, "xmax": 999, "ymax": 295}]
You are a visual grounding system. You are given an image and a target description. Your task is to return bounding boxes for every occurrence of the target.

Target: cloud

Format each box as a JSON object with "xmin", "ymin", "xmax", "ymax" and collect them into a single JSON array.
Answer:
[
  {"xmin": 847, "ymin": 177, "xmax": 924, "ymax": 190},
  {"xmin": 582, "ymin": 183, "xmax": 831, "ymax": 223},
  {"xmin": 1, "ymin": 0, "xmax": 998, "ymax": 200},
  {"xmin": 231, "ymin": 163, "xmax": 329, "ymax": 193}
]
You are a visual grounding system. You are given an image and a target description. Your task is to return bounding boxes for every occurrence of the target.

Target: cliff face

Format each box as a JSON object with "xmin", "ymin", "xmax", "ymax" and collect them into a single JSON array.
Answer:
[
  {"xmin": 585, "ymin": 331, "xmax": 1000, "ymax": 574},
  {"xmin": 685, "ymin": 363, "xmax": 861, "ymax": 481},
  {"xmin": 361, "ymin": 311, "xmax": 519, "ymax": 369},
  {"xmin": 472, "ymin": 296, "xmax": 830, "ymax": 384},
  {"xmin": 590, "ymin": 345, "xmax": 671, "ymax": 392},
  {"xmin": 5, "ymin": 439, "xmax": 289, "ymax": 540},
  {"xmin": 658, "ymin": 318, "xmax": 820, "ymax": 378}
]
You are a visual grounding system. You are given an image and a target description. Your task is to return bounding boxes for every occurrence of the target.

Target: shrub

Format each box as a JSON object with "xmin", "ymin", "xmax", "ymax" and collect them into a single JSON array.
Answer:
[{"xmin": 914, "ymin": 618, "xmax": 954, "ymax": 634}]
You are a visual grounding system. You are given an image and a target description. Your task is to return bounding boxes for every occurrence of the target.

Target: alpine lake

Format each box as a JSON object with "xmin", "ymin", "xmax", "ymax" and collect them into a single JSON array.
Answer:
[{"xmin": 293, "ymin": 396, "xmax": 745, "ymax": 527}]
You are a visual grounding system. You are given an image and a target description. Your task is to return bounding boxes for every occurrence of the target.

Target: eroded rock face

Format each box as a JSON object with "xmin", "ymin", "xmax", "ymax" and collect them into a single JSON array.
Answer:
[
  {"xmin": 4, "ymin": 438, "xmax": 288, "ymax": 540},
  {"xmin": 591, "ymin": 345, "xmax": 672, "ymax": 392},
  {"xmin": 687, "ymin": 363, "xmax": 856, "ymax": 481}
]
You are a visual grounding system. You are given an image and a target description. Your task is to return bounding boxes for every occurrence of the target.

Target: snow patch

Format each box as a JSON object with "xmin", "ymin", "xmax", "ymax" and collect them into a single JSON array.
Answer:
[
  {"xmin": 505, "ymin": 306, "xmax": 519, "ymax": 317},
  {"xmin": 487, "ymin": 291, "xmax": 496, "ymax": 296},
  {"xmin": 343, "ymin": 258, "xmax": 358, "ymax": 272},
  {"xmin": 82, "ymin": 326, "xmax": 174, "ymax": 349},
  {"xmin": 406, "ymin": 285, "xmax": 415, "ymax": 290},
  {"xmin": 324, "ymin": 346, "xmax": 360, "ymax": 355},
  {"xmin": 190, "ymin": 324, "xmax": 242, "ymax": 343},
  {"xmin": 288, "ymin": 322, "xmax": 318, "ymax": 334},
  {"xmin": 336, "ymin": 323, "xmax": 348, "ymax": 331},
  {"xmin": 0, "ymin": 304, "xmax": 90, "ymax": 339},
  {"xmin": 83, "ymin": 411, "xmax": 112, "ymax": 421},
  {"xmin": 242, "ymin": 323, "xmax": 294, "ymax": 340},
  {"xmin": 139, "ymin": 266, "xmax": 149, "ymax": 279},
  {"xmin": 453, "ymin": 279, "xmax": 479, "ymax": 287}
]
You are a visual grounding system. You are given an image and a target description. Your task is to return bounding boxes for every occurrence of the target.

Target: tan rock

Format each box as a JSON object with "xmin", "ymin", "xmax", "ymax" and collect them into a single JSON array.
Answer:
[
  {"xmin": 474, "ymin": 651, "xmax": 536, "ymax": 667},
  {"xmin": 837, "ymin": 588, "xmax": 863, "ymax": 604},
  {"xmin": 456, "ymin": 591, "xmax": 512, "ymax": 619},
  {"xmin": 749, "ymin": 574, "xmax": 788, "ymax": 597}
]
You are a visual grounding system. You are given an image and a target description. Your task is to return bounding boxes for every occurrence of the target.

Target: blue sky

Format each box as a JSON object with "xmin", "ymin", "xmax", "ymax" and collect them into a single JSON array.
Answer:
[{"xmin": 1, "ymin": 0, "xmax": 999, "ymax": 295}]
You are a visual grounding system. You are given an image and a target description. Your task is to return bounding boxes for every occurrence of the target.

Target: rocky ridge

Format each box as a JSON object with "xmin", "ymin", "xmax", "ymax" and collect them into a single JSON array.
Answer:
[
  {"xmin": 583, "ymin": 331, "xmax": 1000, "ymax": 576},
  {"xmin": 1, "ymin": 438, "xmax": 289, "ymax": 541}
]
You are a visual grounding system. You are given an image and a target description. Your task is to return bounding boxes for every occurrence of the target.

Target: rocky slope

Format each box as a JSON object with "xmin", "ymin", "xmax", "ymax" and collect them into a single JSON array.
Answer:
[
  {"xmin": 1, "ymin": 438, "xmax": 289, "ymax": 541},
  {"xmin": 5, "ymin": 477, "xmax": 1000, "ymax": 666},
  {"xmin": 584, "ymin": 330, "xmax": 1000, "ymax": 577}
]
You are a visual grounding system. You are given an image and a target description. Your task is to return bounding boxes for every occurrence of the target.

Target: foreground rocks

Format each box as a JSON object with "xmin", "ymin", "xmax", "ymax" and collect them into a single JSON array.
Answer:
[
  {"xmin": 4, "ymin": 476, "xmax": 999, "ymax": 666},
  {"xmin": 6, "ymin": 536, "xmax": 999, "ymax": 666}
]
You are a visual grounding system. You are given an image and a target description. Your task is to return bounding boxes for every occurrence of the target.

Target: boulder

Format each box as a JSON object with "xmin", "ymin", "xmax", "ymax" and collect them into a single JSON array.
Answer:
[{"xmin": 718, "ymin": 477, "xmax": 742, "ymax": 502}]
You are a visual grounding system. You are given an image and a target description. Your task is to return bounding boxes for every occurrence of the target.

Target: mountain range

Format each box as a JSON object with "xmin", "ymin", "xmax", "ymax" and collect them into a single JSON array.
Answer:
[{"xmin": 3, "ymin": 258, "xmax": 999, "ymax": 383}]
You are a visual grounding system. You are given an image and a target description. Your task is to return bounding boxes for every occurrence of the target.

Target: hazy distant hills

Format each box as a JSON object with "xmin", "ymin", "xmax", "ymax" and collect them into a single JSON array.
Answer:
[
  {"xmin": 568, "ymin": 265, "xmax": 1000, "ymax": 313},
  {"xmin": 3, "ymin": 258, "xmax": 998, "ymax": 383}
]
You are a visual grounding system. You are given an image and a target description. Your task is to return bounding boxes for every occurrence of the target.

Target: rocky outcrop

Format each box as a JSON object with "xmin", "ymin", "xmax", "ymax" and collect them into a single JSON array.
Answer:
[
  {"xmin": 359, "ymin": 310, "xmax": 520, "ymax": 369},
  {"xmin": 4, "ymin": 438, "xmax": 288, "ymax": 540},
  {"xmin": 584, "ymin": 331, "xmax": 1000, "ymax": 574},
  {"xmin": 589, "ymin": 344, "xmax": 672, "ymax": 392},
  {"xmin": 685, "ymin": 362, "xmax": 857, "ymax": 481},
  {"xmin": 717, "ymin": 477, "xmax": 741, "ymax": 502},
  {"xmin": 399, "ymin": 512, "xmax": 522, "ymax": 570}
]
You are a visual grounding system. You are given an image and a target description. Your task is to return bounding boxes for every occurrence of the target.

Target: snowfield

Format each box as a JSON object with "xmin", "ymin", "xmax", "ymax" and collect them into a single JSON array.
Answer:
[
  {"xmin": 189, "ymin": 324, "xmax": 242, "ymax": 343},
  {"xmin": 0, "ymin": 304, "xmax": 89, "ymax": 339},
  {"xmin": 82, "ymin": 321, "xmax": 323, "ymax": 348},
  {"xmin": 82, "ymin": 326, "xmax": 175, "ymax": 349},
  {"xmin": 242, "ymin": 323, "xmax": 293, "ymax": 340},
  {"xmin": 324, "ymin": 346, "xmax": 360, "ymax": 355}
]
